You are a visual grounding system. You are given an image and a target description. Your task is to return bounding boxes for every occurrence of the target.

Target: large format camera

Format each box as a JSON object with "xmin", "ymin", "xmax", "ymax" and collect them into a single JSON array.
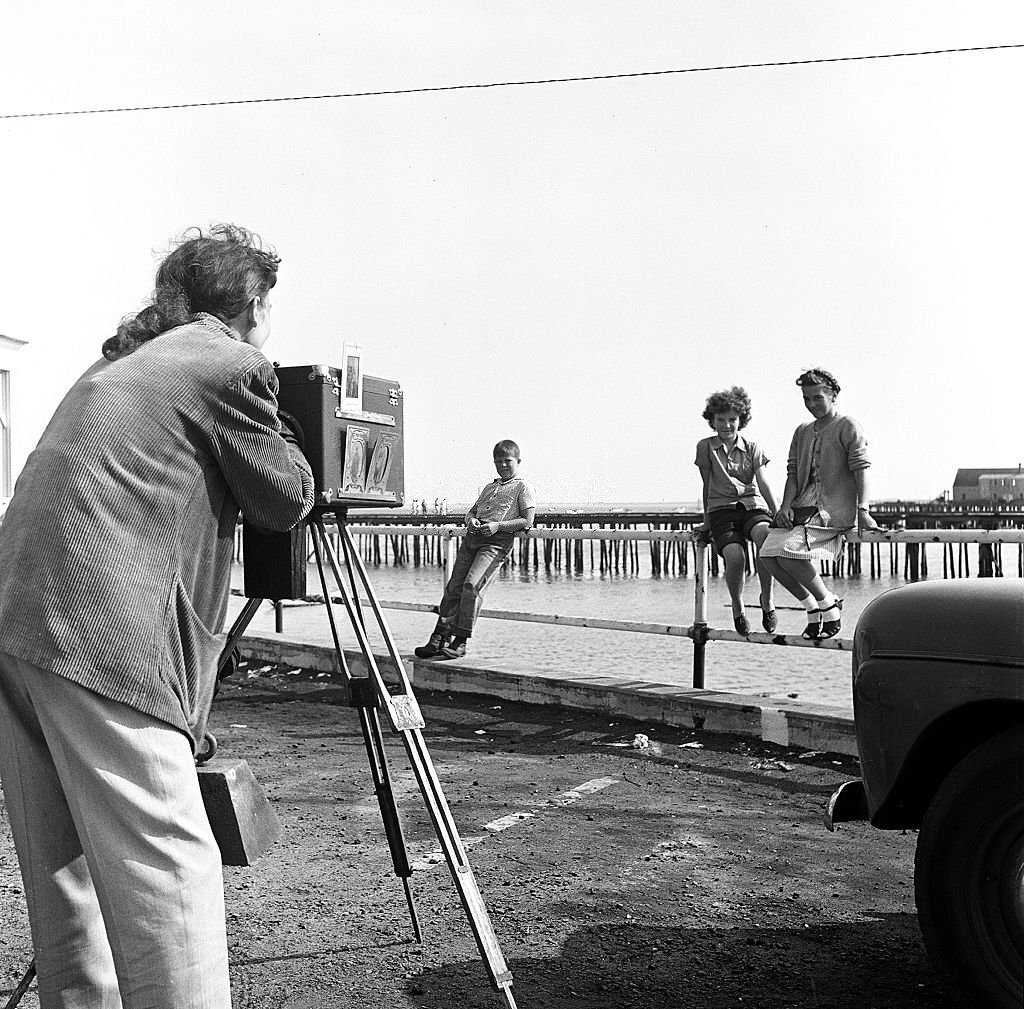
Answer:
[
  {"xmin": 274, "ymin": 364, "xmax": 404, "ymax": 510},
  {"xmin": 243, "ymin": 364, "xmax": 404, "ymax": 600}
]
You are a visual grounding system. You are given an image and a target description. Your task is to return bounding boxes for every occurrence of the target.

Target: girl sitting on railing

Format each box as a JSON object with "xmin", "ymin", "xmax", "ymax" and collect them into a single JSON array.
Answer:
[
  {"xmin": 758, "ymin": 367, "xmax": 879, "ymax": 639},
  {"xmin": 694, "ymin": 386, "xmax": 779, "ymax": 635}
]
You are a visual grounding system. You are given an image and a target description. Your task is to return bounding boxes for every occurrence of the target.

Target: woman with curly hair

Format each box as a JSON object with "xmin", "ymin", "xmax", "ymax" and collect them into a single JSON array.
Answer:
[
  {"xmin": 0, "ymin": 225, "xmax": 314, "ymax": 1006},
  {"xmin": 758, "ymin": 367, "xmax": 878, "ymax": 639},
  {"xmin": 694, "ymin": 386, "xmax": 779, "ymax": 635}
]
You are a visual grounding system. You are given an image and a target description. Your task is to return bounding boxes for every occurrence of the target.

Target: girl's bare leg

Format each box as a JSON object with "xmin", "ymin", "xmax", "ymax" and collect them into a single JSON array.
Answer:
[
  {"xmin": 749, "ymin": 522, "xmax": 774, "ymax": 610},
  {"xmin": 721, "ymin": 542, "xmax": 748, "ymax": 616},
  {"xmin": 758, "ymin": 555, "xmax": 806, "ymax": 602}
]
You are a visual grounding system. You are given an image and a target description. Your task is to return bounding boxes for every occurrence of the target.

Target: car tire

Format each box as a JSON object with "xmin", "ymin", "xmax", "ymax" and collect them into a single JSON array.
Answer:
[{"xmin": 915, "ymin": 725, "xmax": 1024, "ymax": 1008}]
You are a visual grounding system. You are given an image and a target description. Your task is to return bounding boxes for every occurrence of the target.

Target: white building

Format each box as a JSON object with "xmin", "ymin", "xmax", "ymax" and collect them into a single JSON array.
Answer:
[
  {"xmin": 953, "ymin": 467, "xmax": 1024, "ymax": 504},
  {"xmin": 0, "ymin": 334, "xmax": 28, "ymax": 513}
]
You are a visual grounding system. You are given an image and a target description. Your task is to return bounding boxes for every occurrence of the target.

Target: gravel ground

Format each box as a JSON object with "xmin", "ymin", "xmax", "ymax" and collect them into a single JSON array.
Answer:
[{"xmin": 1, "ymin": 662, "xmax": 961, "ymax": 1009}]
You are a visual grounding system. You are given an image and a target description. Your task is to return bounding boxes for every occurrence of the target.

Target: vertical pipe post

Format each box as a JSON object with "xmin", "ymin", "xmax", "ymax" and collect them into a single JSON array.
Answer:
[
  {"xmin": 692, "ymin": 539, "xmax": 709, "ymax": 689},
  {"xmin": 444, "ymin": 527, "xmax": 455, "ymax": 587}
]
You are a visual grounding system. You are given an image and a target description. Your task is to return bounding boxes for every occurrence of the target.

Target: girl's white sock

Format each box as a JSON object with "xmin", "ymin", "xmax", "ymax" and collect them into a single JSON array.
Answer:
[{"xmin": 819, "ymin": 593, "xmax": 841, "ymax": 620}]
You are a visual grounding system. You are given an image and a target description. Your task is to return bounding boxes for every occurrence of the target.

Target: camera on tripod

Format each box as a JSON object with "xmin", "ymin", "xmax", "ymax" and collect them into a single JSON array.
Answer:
[
  {"xmin": 274, "ymin": 363, "xmax": 405, "ymax": 510},
  {"xmin": 225, "ymin": 364, "xmax": 518, "ymax": 1007}
]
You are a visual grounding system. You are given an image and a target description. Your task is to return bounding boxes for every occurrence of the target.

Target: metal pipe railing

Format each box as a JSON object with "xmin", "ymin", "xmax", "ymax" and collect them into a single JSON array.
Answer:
[{"xmin": 246, "ymin": 525, "xmax": 1024, "ymax": 688}]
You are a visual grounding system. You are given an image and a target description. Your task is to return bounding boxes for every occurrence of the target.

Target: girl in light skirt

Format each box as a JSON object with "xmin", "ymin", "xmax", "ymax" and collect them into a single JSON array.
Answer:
[{"xmin": 758, "ymin": 368, "xmax": 878, "ymax": 639}]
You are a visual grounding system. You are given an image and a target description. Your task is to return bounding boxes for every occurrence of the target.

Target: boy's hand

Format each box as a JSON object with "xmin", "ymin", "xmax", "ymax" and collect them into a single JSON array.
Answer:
[
  {"xmin": 480, "ymin": 521, "xmax": 499, "ymax": 536},
  {"xmin": 466, "ymin": 515, "xmax": 481, "ymax": 530}
]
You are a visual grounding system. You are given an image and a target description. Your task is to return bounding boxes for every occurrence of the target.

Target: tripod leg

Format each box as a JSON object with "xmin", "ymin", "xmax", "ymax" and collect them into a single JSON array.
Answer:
[
  {"xmin": 398, "ymin": 723, "xmax": 517, "ymax": 1006},
  {"xmin": 349, "ymin": 681, "xmax": 422, "ymax": 942},
  {"xmin": 320, "ymin": 517, "xmax": 519, "ymax": 1006},
  {"xmin": 3, "ymin": 957, "xmax": 35, "ymax": 1009},
  {"xmin": 338, "ymin": 526, "xmax": 417, "ymax": 696},
  {"xmin": 311, "ymin": 521, "xmax": 422, "ymax": 940},
  {"xmin": 311, "ymin": 519, "xmax": 420, "ymax": 731},
  {"xmin": 218, "ymin": 596, "xmax": 264, "ymax": 675}
]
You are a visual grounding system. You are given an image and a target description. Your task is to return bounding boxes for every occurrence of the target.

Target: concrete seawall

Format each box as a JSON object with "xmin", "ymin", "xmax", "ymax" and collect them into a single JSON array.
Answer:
[{"xmin": 239, "ymin": 629, "xmax": 859, "ymax": 757}]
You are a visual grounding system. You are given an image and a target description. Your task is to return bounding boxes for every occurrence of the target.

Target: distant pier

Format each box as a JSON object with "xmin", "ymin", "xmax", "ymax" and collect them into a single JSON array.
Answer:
[{"xmin": 309, "ymin": 501, "xmax": 1024, "ymax": 580}]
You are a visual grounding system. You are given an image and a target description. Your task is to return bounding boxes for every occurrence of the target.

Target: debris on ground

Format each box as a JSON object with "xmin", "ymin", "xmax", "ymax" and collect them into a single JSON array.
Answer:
[{"xmin": 750, "ymin": 758, "xmax": 794, "ymax": 772}]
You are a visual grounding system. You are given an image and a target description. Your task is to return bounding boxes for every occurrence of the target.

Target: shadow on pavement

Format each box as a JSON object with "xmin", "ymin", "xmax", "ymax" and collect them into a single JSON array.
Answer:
[{"xmin": 412, "ymin": 913, "xmax": 960, "ymax": 1009}]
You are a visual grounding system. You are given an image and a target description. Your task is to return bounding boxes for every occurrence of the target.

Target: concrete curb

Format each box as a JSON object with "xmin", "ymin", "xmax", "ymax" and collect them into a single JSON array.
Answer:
[{"xmin": 238, "ymin": 631, "xmax": 859, "ymax": 757}]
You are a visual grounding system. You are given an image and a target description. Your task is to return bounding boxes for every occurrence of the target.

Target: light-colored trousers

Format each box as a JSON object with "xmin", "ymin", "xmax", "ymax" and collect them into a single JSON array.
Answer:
[
  {"xmin": 0, "ymin": 651, "xmax": 230, "ymax": 1009},
  {"xmin": 437, "ymin": 534, "xmax": 514, "ymax": 637}
]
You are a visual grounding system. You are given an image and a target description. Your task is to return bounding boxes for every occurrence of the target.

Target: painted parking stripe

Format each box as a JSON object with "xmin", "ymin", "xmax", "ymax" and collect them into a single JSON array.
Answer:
[
  {"xmin": 557, "ymin": 776, "xmax": 619, "ymax": 800},
  {"xmin": 484, "ymin": 810, "xmax": 536, "ymax": 833},
  {"xmin": 410, "ymin": 777, "xmax": 619, "ymax": 870}
]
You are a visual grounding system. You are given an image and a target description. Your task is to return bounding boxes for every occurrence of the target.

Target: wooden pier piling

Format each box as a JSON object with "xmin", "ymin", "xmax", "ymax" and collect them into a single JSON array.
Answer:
[{"xmin": 231, "ymin": 505, "xmax": 1024, "ymax": 591}]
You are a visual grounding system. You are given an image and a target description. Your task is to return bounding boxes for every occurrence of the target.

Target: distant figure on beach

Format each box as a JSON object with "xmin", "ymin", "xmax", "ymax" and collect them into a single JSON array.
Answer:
[
  {"xmin": 758, "ymin": 367, "xmax": 878, "ymax": 639},
  {"xmin": 415, "ymin": 440, "xmax": 535, "ymax": 660},
  {"xmin": 440, "ymin": 497, "xmax": 448, "ymax": 516},
  {"xmin": 694, "ymin": 386, "xmax": 779, "ymax": 635}
]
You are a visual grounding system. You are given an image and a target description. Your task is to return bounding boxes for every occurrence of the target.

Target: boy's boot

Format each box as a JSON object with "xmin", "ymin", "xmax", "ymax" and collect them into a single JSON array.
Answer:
[
  {"xmin": 414, "ymin": 626, "xmax": 448, "ymax": 658},
  {"xmin": 438, "ymin": 635, "xmax": 467, "ymax": 660}
]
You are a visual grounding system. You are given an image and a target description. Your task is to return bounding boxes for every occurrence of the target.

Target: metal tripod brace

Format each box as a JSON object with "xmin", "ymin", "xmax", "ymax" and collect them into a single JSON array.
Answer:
[{"xmin": 228, "ymin": 510, "xmax": 519, "ymax": 1008}]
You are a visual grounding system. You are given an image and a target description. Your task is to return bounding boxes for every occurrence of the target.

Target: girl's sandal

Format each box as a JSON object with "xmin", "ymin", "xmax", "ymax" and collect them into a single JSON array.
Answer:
[
  {"xmin": 819, "ymin": 598, "xmax": 844, "ymax": 639},
  {"xmin": 801, "ymin": 609, "xmax": 822, "ymax": 640},
  {"xmin": 760, "ymin": 595, "xmax": 778, "ymax": 633}
]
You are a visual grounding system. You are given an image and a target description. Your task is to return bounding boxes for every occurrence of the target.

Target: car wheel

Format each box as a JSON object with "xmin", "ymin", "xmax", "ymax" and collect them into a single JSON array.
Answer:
[{"xmin": 915, "ymin": 725, "xmax": 1024, "ymax": 1008}]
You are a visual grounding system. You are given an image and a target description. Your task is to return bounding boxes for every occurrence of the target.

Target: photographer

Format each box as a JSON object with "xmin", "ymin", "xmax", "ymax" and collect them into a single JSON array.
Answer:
[{"xmin": 0, "ymin": 225, "xmax": 314, "ymax": 1007}]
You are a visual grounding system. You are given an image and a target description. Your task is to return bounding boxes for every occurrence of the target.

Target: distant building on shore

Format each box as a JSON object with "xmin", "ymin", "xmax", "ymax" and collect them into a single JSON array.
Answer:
[{"xmin": 953, "ymin": 466, "xmax": 1024, "ymax": 504}]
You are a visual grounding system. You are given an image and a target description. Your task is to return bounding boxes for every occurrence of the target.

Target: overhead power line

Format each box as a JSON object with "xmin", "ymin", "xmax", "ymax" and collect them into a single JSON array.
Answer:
[{"xmin": 1, "ymin": 42, "xmax": 1021, "ymax": 121}]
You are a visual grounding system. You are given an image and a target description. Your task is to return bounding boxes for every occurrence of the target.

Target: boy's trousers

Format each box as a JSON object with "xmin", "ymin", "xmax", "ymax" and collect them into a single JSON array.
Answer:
[
  {"xmin": 438, "ymin": 534, "xmax": 513, "ymax": 637},
  {"xmin": 0, "ymin": 650, "xmax": 231, "ymax": 1009}
]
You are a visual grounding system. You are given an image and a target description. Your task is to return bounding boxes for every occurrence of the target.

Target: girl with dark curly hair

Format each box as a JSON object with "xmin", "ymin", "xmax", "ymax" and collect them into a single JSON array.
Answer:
[{"xmin": 694, "ymin": 386, "xmax": 779, "ymax": 635}]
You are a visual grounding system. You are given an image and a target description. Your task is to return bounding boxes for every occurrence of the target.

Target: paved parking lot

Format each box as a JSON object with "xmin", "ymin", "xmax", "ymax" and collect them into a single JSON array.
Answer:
[{"xmin": 1, "ymin": 663, "xmax": 958, "ymax": 1008}]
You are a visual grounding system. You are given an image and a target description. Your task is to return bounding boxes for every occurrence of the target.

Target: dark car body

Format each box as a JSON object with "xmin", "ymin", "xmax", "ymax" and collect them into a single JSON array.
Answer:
[
  {"xmin": 835, "ymin": 580, "xmax": 1024, "ymax": 828},
  {"xmin": 828, "ymin": 579, "xmax": 1024, "ymax": 1008}
]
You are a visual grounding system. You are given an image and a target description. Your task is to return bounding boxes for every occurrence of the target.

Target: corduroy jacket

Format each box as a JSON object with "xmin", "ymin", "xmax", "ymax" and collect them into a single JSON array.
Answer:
[{"xmin": 0, "ymin": 314, "xmax": 315, "ymax": 748}]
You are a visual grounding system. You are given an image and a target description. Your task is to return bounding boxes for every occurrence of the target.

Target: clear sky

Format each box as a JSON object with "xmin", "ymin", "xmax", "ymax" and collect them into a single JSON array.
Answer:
[{"xmin": 2, "ymin": 3, "xmax": 1022, "ymax": 506}]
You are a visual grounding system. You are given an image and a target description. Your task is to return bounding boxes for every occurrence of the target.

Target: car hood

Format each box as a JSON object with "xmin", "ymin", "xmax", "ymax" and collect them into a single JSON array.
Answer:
[{"xmin": 856, "ymin": 580, "xmax": 1024, "ymax": 668}]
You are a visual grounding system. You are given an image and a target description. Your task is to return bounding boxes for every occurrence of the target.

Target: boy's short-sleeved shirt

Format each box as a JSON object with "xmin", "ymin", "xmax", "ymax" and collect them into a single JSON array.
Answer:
[
  {"xmin": 694, "ymin": 435, "xmax": 769, "ymax": 512},
  {"xmin": 471, "ymin": 476, "xmax": 536, "ymax": 525}
]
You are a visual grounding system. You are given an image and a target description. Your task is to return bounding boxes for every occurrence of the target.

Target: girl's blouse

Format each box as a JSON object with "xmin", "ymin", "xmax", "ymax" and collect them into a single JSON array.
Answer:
[{"xmin": 694, "ymin": 434, "xmax": 769, "ymax": 512}]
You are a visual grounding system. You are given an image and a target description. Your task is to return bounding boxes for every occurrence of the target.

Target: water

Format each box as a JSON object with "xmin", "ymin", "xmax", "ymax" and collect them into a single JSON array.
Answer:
[{"xmin": 235, "ymin": 540, "xmax": 1016, "ymax": 715}]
